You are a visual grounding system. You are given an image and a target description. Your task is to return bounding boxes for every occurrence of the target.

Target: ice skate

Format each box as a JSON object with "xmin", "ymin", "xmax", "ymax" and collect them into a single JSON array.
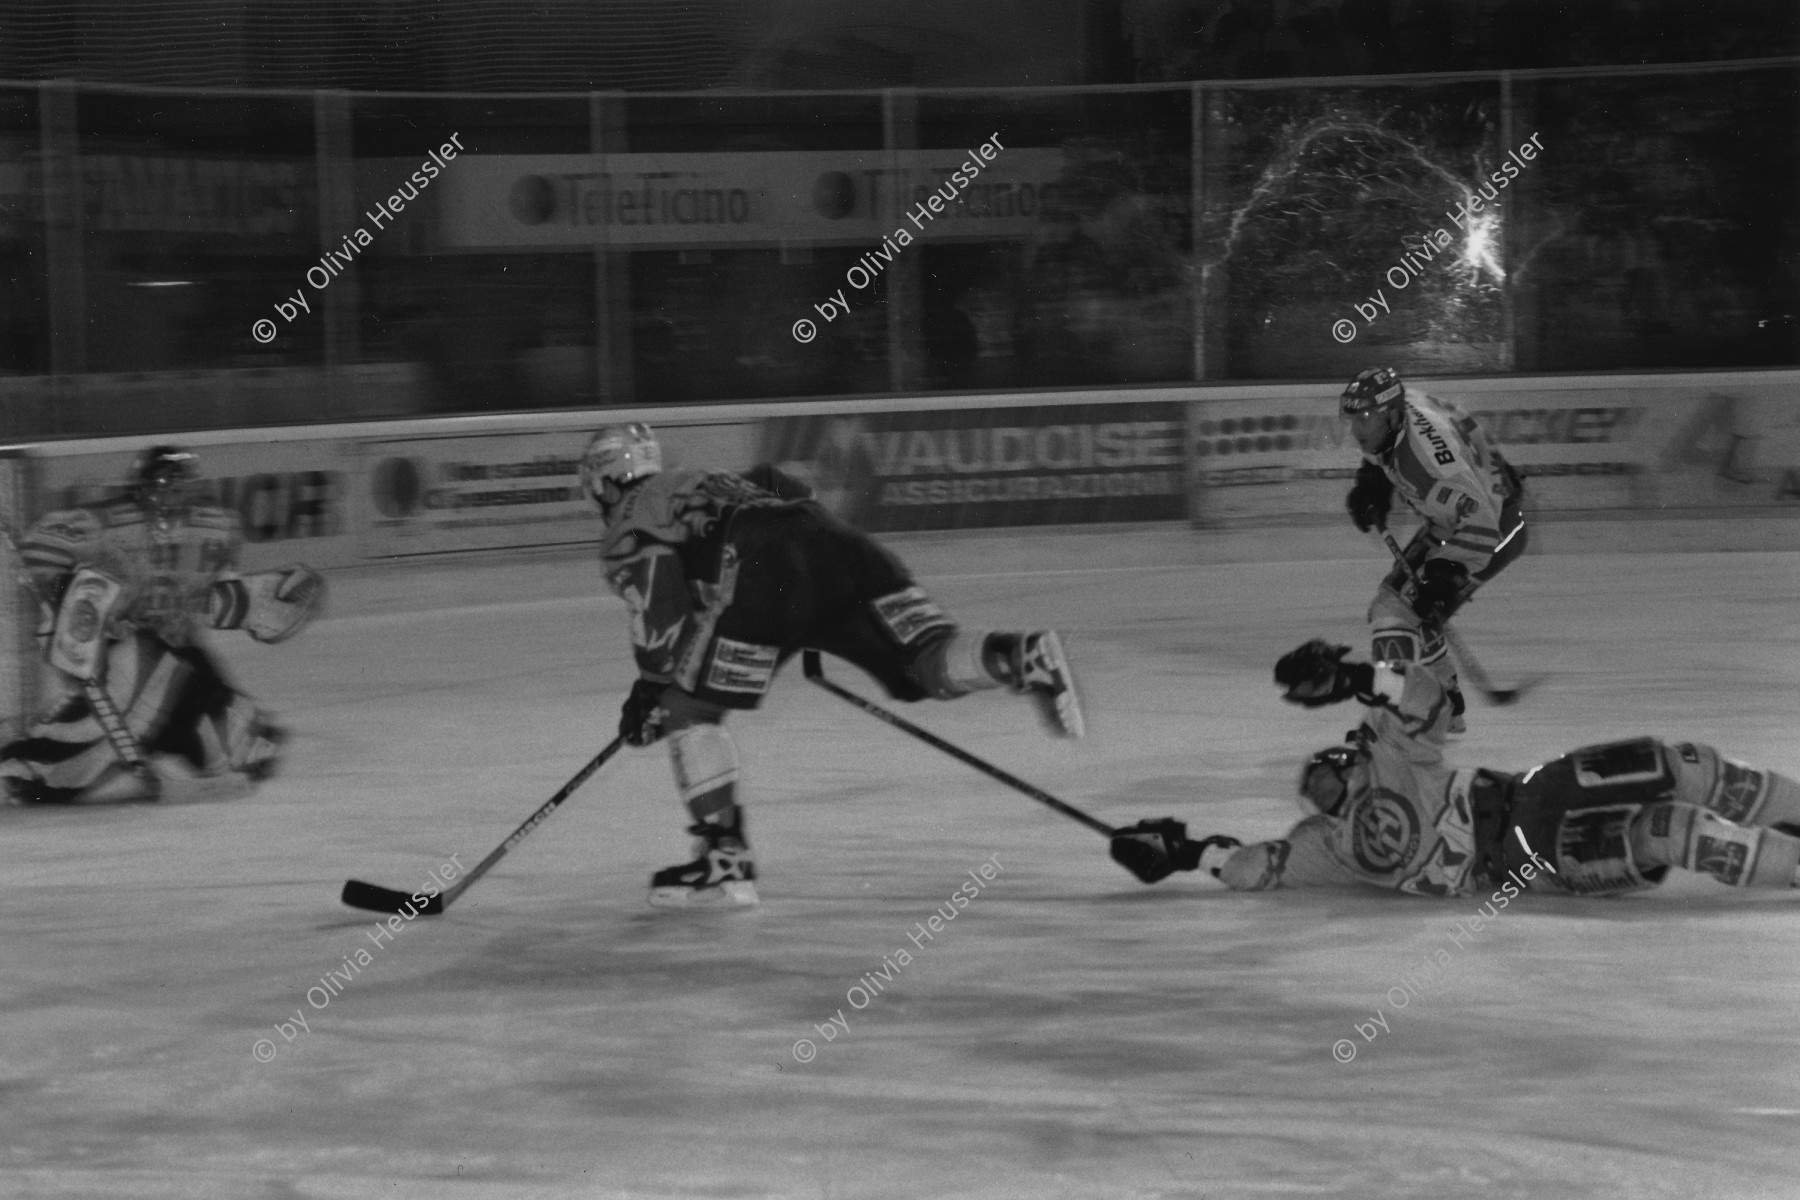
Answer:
[
  {"xmin": 648, "ymin": 821, "xmax": 759, "ymax": 909},
  {"xmin": 238, "ymin": 720, "xmax": 288, "ymax": 783},
  {"xmin": 1015, "ymin": 630, "xmax": 1085, "ymax": 739}
]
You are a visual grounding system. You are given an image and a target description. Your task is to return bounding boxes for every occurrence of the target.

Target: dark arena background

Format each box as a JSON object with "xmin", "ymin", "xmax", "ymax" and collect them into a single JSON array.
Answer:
[{"xmin": 0, "ymin": 3, "xmax": 1797, "ymax": 1198}]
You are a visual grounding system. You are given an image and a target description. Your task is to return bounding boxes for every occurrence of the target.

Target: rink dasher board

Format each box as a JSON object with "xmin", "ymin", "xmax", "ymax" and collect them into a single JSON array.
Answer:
[
  {"xmin": 1187, "ymin": 369, "xmax": 1800, "ymax": 525},
  {"xmin": 0, "ymin": 367, "xmax": 1794, "ymax": 572}
]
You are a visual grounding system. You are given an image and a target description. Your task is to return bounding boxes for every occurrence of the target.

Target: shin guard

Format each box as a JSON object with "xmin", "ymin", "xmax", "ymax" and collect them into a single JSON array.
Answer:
[
  {"xmin": 668, "ymin": 723, "xmax": 741, "ymax": 829},
  {"xmin": 1634, "ymin": 803, "xmax": 1800, "ymax": 888}
]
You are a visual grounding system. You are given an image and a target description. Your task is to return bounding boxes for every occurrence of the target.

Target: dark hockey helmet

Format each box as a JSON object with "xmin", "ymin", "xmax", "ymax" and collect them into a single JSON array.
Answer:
[
  {"xmin": 580, "ymin": 423, "xmax": 663, "ymax": 513},
  {"xmin": 1297, "ymin": 742, "xmax": 1363, "ymax": 817},
  {"xmin": 1339, "ymin": 366, "xmax": 1404, "ymax": 417},
  {"xmin": 132, "ymin": 444, "xmax": 199, "ymax": 521}
]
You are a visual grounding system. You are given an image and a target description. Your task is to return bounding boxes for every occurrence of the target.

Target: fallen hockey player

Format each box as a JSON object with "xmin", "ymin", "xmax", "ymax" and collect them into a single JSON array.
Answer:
[
  {"xmin": 1, "ymin": 446, "xmax": 325, "ymax": 804},
  {"xmin": 580, "ymin": 422, "xmax": 1083, "ymax": 909},
  {"xmin": 1108, "ymin": 639, "xmax": 1800, "ymax": 897}
]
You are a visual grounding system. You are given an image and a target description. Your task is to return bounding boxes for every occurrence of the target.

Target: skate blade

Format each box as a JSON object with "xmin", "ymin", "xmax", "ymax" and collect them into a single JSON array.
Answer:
[
  {"xmin": 647, "ymin": 880, "xmax": 759, "ymax": 910},
  {"xmin": 1034, "ymin": 631, "xmax": 1086, "ymax": 739}
]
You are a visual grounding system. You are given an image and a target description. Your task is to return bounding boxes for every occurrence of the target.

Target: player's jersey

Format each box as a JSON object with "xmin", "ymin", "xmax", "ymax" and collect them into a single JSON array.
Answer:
[
  {"xmin": 19, "ymin": 498, "xmax": 241, "ymax": 646},
  {"xmin": 1371, "ymin": 388, "xmax": 1520, "ymax": 574},
  {"xmin": 599, "ymin": 468, "xmax": 802, "ymax": 681},
  {"xmin": 1217, "ymin": 663, "xmax": 1485, "ymax": 896}
]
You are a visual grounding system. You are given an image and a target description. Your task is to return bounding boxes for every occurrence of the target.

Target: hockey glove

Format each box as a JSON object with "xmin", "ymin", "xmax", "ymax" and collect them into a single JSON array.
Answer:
[
  {"xmin": 1109, "ymin": 817, "xmax": 1204, "ymax": 884},
  {"xmin": 1274, "ymin": 639, "xmax": 1376, "ymax": 708},
  {"xmin": 619, "ymin": 677, "xmax": 671, "ymax": 747},
  {"xmin": 1193, "ymin": 835, "xmax": 1243, "ymax": 879},
  {"xmin": 1410, "ymin": 558, "xmax": 1470, "ymax": 622},
  {"xmin": 1345, "ymin": 461, "xmax": 1394, "ymax": 533}
]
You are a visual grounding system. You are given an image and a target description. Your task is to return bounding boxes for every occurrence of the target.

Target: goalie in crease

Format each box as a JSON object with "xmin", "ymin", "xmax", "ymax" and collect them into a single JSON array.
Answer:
[{"xmin": 0, "ymin": 445, "xmax": 326, "ymax": 804}]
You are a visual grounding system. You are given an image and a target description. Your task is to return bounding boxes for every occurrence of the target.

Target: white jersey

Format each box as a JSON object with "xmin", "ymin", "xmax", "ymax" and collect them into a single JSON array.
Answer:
[
  {"xmin": 1370, "ymin": 387, "xmax": 1520, "ymax": 574},
  {"xmin": 1216, "ymin": 664, "xmax": 1484, "ymax": 896}
]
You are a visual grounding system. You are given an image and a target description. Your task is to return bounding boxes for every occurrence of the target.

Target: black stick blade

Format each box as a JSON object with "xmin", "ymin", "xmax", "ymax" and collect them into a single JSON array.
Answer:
[
  {"xmin": 1481, "ymin": 676, "xmax": 1546, "ymax": 706},
  {"xmin": 340, "ymin": 879, "xmax": 445, "ymax": 916}
]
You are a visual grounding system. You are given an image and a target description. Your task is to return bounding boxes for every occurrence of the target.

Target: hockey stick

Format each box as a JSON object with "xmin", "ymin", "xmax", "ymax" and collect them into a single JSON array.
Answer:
[
  {"xmin": 1375, "ymin": 527, "xmax": 1541, "ymax": 705},
  {"xmin": 340, "ymin": 737, "xmax": 625, "ymax": 916},
  {"xmin": 802, "ymin": 649, "xmax": 1118, "ymax": 838}
]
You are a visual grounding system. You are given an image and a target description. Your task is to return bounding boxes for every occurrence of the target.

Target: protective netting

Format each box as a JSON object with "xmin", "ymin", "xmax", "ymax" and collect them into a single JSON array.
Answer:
[{"xmin": 0, "ymin": 0, "xmax": 756, "ymax": 93}]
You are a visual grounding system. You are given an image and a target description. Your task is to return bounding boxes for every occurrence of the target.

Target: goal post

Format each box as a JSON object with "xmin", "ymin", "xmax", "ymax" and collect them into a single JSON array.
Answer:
[{"xmin": 0, "ymin": 448, "xmax": 45, "ymax": 738}]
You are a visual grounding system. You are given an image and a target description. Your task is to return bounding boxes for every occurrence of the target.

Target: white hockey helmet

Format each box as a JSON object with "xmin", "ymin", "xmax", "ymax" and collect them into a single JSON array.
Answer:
[
  {"xmin": 1297, "ymin": 743, "xmax": 1364, "ymax": 817},
  {"xmin": 579, "ymin": 423, "xmax": 662, "ymax": 512}
]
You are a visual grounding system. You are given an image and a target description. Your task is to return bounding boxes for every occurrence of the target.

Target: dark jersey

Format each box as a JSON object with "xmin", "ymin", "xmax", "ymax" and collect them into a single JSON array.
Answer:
[{"xmin": 598, "ymin": 469, "xmax": 805, "ymax": 683}]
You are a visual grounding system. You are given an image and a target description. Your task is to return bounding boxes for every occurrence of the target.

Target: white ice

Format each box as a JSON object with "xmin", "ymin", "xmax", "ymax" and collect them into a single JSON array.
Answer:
[{"xmin": 3, "ymin": 525, "xmax": 1798, "ymax": 1200}]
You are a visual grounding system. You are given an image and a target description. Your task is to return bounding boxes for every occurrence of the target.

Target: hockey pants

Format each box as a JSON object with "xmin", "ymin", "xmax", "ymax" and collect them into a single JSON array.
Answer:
[
  {"xmin": 1369, "ymin": 513, "xmax": 1529, "ymax": 685},
  {"xmin": 1485, "ymin": 738, "xmax": 1800, "ymax": 895}
]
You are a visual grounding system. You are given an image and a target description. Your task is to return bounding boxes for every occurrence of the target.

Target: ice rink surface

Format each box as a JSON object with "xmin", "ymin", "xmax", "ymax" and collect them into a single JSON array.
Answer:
[{"xmin": 3, "ymin": 524, "xmax": 1798, "ymax": 1200}]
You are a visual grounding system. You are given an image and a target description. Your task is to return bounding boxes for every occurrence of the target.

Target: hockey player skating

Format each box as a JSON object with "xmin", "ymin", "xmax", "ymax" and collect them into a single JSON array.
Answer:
[
  {"xmin": 1339, "ymin": 367, "xmax": 1526, "ymax": 730},
  {"xmin": 580, "ymin": 422, "xmax": 1083, "ymax": 909},
  {"xmin": 1112, "ymin": 638, "xmax": 1800, "ymax": 898},
  {"xmin": 0, "ymin": 446, "xmax": 325, "ymax": 804}
]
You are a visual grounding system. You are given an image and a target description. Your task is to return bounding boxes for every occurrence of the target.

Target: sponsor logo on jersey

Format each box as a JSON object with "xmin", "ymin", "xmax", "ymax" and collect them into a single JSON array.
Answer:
[
  {"xmin": 1351, "ymin": 786, "xmax": 1422, "ymax": 874},
  {"xmin": 704, "ymin": 639, "xmax": 779, "ymax": 695},
  {"xmin": 1410, "ymin": 408, "xmax": 1456, "ymax": 466}
]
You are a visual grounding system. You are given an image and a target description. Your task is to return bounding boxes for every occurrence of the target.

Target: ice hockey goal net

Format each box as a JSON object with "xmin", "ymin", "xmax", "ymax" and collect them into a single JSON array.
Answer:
[{"xmin": 0, "ymin": 450, "xmax": 45, "ymax": 737}]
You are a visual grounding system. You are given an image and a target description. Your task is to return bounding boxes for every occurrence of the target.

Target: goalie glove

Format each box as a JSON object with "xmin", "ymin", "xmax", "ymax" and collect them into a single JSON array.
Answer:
[
  {"xmin": 1109, "ymin": 817, "xmax": 1204, "ymax": 884},
  {"xmin": 1274, "ymin": 639, "xmax": 1376, "ymax": 708},
  {"xmin": 210, "ymin": 565, "xmax": 326, "ymax": 644}
]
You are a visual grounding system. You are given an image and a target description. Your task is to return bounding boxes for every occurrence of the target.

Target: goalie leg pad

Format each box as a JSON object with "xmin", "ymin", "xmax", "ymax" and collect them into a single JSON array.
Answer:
[
  {"xmin": 147, "ymin": 643, "xmax": 282, "ymax": 778},
  {"xmin": 49, "ymin": 568, "xmax": 126, "ymax": 680},
  {"xmin": 0, "ymin": 634, "xmax": 183, "ymax": 801}
]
